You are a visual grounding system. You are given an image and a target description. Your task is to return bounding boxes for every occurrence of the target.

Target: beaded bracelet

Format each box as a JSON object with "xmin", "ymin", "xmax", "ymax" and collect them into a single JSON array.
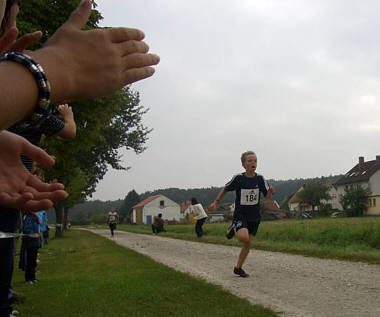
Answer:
[{"xmin": 0, "ymin": 52, "xmax": 51, "ymax": 123}]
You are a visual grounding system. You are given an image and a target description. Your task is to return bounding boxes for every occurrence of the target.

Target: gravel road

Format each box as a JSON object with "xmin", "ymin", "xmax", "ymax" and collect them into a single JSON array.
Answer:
[{"xmin": 90, "ymin": 229, "xmax": 380, "ymax": 317}]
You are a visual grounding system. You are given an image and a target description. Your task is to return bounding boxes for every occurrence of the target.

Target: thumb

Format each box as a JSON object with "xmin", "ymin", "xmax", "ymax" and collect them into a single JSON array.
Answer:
[
  {"xmin": 20, "ymin": 139, "xmax": 55, "ymax": 168},
  {"xmin": 66, "ymin": 0, "xmax": 92, "ymax": 29},
  {"xmin": 11, "ymin": 31, "xmax": 42, "ymax": 52}
]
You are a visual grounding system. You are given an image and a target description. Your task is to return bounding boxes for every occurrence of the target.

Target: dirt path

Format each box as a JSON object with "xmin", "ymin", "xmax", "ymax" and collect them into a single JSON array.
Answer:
[{"xmin": 89, "ymin": 229, "xmax": 380, "ymax": 317}]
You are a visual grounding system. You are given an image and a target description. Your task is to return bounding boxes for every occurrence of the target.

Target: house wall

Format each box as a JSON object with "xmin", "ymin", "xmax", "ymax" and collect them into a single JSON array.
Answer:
[
  {"xmin": 321, "ymin": 186, "xmax": 342, "ymax": 210},
  {"xmin": 289, "ymin": 202, "xmax": 299, "ymax": 212},
  {"xmin": 336, "ymin": 181, "xmax": 368, "ymax": 211},
  {"xmin": 142, "ymin": 196, "xmax": 181, "ymax": 224},
  {"xmin": 367, "ymin": 195, "xmax": 380, "ymax": 215},
  {"xmin": 369, "ymin": 170, "xmax": 380, "ymax": 196},
  {"xmin": 132, "ymin": 207, "xmax": 143, "ymax": 224}
]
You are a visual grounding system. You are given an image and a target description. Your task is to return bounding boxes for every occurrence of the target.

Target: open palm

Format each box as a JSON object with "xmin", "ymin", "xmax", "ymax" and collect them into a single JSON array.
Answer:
[{"xmin": 0, "ymin": 131, "xmax": 67, "ymax": 212}]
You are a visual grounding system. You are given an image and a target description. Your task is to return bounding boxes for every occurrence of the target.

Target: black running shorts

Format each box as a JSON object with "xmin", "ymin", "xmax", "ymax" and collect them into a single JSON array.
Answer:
[{"xmin": 233, "ymin": 219, "xmax": 260, "ymax": 236}]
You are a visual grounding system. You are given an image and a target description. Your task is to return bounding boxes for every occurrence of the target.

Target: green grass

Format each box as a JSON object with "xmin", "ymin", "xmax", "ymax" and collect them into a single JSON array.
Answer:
[
  {"xmin": 97, "ymin": 216, "xmax": 380, "ymax": 264},
  {"xmin": 12, "ymin": 230, "xmax": 277, "ymax": 317}
]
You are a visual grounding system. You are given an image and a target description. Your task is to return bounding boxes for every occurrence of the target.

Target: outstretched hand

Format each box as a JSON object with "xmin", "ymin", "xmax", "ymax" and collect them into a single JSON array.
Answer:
[
  {"xmin": 208, "ymin": 201, "xmax": 218, "ymax": 212},
  {"xmin": 37, "ymin": 0, "xmax": 160, "ymax": 102},
  {"xmin": 0, "ymin": 131, "xmax": 68, "ymax": 212}
]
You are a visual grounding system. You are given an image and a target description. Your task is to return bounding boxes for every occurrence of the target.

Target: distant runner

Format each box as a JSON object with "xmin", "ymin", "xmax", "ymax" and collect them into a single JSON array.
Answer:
[{"xmin": 106, "ymin": 207, "xmax": 119, "ymax": 237}]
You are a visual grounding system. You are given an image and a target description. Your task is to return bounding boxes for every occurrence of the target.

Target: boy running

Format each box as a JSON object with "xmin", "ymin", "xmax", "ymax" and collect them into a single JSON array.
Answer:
[
  {"xmin": 106, "ymin": 207, "xmax": 119, "ymax": 237},
  {"xmin": 209, "ymin": 151, "xmax": 274, "ymax": 277}
]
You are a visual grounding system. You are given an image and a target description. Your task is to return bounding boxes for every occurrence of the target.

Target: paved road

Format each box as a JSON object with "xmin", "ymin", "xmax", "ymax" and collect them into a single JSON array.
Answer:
[{"xmin": 89, "ymin": 229, "xmax": 380, "ymax": 317}]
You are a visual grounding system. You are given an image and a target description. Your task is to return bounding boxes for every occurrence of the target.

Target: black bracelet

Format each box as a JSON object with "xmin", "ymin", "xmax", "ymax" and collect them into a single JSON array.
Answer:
[{"xmin": 0, "ymin": 52, "xmax": 51, "ymax": 123}]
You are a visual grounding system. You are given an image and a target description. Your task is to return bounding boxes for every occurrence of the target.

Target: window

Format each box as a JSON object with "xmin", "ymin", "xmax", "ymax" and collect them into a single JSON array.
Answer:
[
  {"xmin": 369, "ymin": 199, "xmax": 372, "ymax": 207},
  {"xmin": 160, "ymin": 200, "xmax": 165, "ymax": 208},
  {"xmin": 373, "ymin": 199, "xmax": 376, "ymax": 207}
]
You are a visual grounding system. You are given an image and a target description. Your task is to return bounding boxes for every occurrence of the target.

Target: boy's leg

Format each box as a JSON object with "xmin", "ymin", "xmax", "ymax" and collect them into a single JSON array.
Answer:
[{"xmin": 235, "ymin": 228, "xmax": 253, "ymax": 269}]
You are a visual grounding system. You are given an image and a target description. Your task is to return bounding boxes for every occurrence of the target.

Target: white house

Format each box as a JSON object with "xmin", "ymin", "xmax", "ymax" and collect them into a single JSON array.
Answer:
[
  {"xmin": 288, "ymin": 183, "xmax": 341, "ymax": 213},
  {"xmin": 335, "ymin": 156, "xmax": 380, "ymax": 215},
  {"xmin": 321, "ymin": 183, "xmax": 342, "ymax": 210},
  {"xmin": 288, "ymin": 186, "xmax": 312, "ymax": 213},
  {"xmin": 132, "ymin": 195, "xmax": 181, "ymax": 224}
]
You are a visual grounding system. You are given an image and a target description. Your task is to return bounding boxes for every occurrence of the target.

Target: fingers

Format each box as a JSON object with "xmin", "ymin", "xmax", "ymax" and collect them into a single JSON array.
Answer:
[
  {"xmin": 0, "ymin": 26, "xmax": 18, "ymax": 53},
  {"xmin": 0, "ymin": 192, "xmax": 48, "ymax": 212},
  {"xmin": 118, "ymin": 40, "xmax": 149, "ymax": 56},
  {"xmin": 25, "ymin": 175, "xmax": 64, "ymax": 193},
  {"xmin": 6, "ymin": 3, "xmax": 19, "ymax": 30},
  {"xmin": 22, "ymin": 199, "xmax": 54, "ymax": 213},
  {"xmin": 26, "ymin": 189, "xmax": 68, "ymax": 202},
  {"xmin": 11, "ymin": 31, "xmax": 42, "ymax": 52},
  {"xmin": 109, "ymin": 27, "xmax": 145, "ymax": 43},
  {"xmin": 0, "ymin": 1, "xmax": 5, "ymax": 24},
  {"xmin": 66, "ymin": 0, "xmax": 92, "ymax": 30},
  {"xmin": 20, "ymin": 139, "xmax": 55, "ymax": 168},
  {"xmin": 124, "ymin": 53, "xmax": 160, "ymax": 71},
  {"xmin": 123, "ymin": 67, "xmax": 156, "ymax": 85}
]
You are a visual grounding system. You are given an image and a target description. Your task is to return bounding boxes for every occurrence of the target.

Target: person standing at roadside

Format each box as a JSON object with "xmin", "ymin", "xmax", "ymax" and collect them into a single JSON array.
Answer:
[{"xmin": 190, "ymin": 197, "xmax": 208, "ymax": 238}]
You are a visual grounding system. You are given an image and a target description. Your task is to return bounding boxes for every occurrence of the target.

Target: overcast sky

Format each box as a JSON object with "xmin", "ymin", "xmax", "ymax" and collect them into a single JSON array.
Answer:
[{"xmin": 91, "ymin": 0, "xmax": 380, "ymax": 201}]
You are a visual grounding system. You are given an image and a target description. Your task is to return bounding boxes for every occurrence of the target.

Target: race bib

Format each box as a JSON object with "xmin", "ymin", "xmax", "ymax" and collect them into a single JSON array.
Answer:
[{"xmin": 240, "ymin": 188, "xmax": 259, "ymax": 205}]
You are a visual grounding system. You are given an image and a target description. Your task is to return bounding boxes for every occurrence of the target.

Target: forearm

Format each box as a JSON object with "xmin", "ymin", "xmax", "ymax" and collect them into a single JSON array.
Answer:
[
  {"xmin": 0, "ymin": 48, "xmax": 69, "ymax": 131},
  {"xmin": 30, "ymin": 48, "xmax": 72, "ymax": 103},
  {"xmin": 0, "ymin": 61, "xmax": 38, "ymax": 130},
  {"xmin": 59, "ymin": 118, "xmax": 76, "ymax": 140},
  {"xmin": 215, "ymin": 188, "xmax": 227, "ymax": 202}
]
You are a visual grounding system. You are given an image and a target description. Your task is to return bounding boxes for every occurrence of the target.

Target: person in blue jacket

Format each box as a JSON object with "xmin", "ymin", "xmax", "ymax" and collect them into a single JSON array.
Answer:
[{"xmin": 19, "ymin": 213, "xmax": 41, "ymax": 284}]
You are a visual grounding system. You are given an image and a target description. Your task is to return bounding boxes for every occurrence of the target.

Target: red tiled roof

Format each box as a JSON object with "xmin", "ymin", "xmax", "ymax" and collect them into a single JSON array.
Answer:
[{"xmin": 133, "ymin": 195, "xmax": 161, "ymax": 208}]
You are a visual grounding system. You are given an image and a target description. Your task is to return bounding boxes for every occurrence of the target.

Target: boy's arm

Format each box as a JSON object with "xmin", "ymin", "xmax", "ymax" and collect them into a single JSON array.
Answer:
[
  {"xmin": 265, "ymin": 186, "xmax": 275, "ymax": 199},
  {"xmin": 209, "ymin": 188, "xmax": 227, "ymax": 211},
  {"xmin": 57, "ymin": 104, "xmax": 76, "ymax": 140}
]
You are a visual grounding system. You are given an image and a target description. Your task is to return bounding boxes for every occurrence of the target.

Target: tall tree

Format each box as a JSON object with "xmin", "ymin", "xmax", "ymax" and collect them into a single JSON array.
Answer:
[
  {"xmin": 44, "ymin": 88, "xmax": 151, "ymax": 236},
  {"xmin": 119, "ymin": 190, "xmax": 141, "ymax": 222},
  {"xmin": 339, "ymin": 185, "xmax": 371, "ymax": 217},
  {"xmin": 17, "ymin": 0, "xmax": 152, "ymax": 236},
  {"xmin": 298, "ymin": 183, "xmax": 331, "ymax": 212}
]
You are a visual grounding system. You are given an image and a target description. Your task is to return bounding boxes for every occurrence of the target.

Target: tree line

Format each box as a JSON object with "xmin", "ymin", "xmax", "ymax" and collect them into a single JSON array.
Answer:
[{"xmin": 69, "ymin": 174, "xmax": 343, "ymax": 224}]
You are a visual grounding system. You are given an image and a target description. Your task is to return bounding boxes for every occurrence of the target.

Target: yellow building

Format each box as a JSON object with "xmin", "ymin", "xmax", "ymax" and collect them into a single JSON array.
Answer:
[{"xmin": 335, "ymin": 156, "xmax": 380, "ymax": 215}]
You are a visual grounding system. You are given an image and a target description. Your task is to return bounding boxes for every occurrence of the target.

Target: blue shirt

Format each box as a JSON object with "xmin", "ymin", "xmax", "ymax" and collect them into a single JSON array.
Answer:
[{"xmin": 225, "ymin": 173, "xmax": 269, "ymax": 222}]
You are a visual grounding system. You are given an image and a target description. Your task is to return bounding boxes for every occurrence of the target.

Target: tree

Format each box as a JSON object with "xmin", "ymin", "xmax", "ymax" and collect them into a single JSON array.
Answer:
[
  {"xmin": 119, "ymin": 190, "xmax": 141, "ymax": 223},
  {"xmin": 339, "ymin": 185, "xmax": 371, "ymax": 217},
  {"xmin": 17, "ymin": 1, "xmax": 152, "ymax": 237},
  {"xmin": 298, "ymin": 183, "xmax": 331, "ymax": 212}
]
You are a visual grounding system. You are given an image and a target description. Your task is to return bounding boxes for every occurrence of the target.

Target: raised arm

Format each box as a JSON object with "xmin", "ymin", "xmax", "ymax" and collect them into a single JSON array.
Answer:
[
  {"xmin": 0, "ymin": 0, "xmax": 159, "ymax": 131},
  {"xmin": 265, "ymin": 186, "xmax": 275, "ymax": 200},
  {"xmin": 208, "ymin": 188, "xmax": 227, "ymax": 211}
]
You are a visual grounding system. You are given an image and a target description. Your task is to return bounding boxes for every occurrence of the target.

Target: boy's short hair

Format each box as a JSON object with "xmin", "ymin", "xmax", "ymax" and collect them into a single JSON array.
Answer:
[{"xmin": 241, "ymin": 151, "xmax": 256, "ymax": 164}]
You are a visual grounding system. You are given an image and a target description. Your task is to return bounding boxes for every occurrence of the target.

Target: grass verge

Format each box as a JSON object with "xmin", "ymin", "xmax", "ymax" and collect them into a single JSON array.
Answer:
[
  {"xmin": 94, "ymin": 216, "xmax": 380, "ymax": 265},
  {"xmin": 12, "ymin": 230, "xmax": 277, "ymax": 317}
]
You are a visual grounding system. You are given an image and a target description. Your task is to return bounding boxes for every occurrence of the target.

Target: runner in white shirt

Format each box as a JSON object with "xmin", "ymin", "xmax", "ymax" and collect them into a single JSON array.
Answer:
[
  {"xmin": 106, "ymin": 207, "xmax": 119, "ymax": 237},
  {"xmin": 191, "ymin": 197, "xmax": 208, "ymax": 238}
]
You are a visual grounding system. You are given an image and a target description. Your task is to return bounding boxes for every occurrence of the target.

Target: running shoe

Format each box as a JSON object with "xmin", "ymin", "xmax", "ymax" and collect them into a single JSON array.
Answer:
[{"xmin": 233, "ymin": 267, "xmax": 249, "ymax": 277}]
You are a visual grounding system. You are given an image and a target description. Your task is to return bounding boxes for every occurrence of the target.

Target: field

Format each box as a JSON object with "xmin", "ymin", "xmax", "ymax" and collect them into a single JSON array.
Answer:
[
  {"xmin": 12, "ymin": 230, "xmax": 276, "ymax": 317},
  {"xmin": 111, "ymin": 216, "xmax": 380, "ymax": 264}
]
